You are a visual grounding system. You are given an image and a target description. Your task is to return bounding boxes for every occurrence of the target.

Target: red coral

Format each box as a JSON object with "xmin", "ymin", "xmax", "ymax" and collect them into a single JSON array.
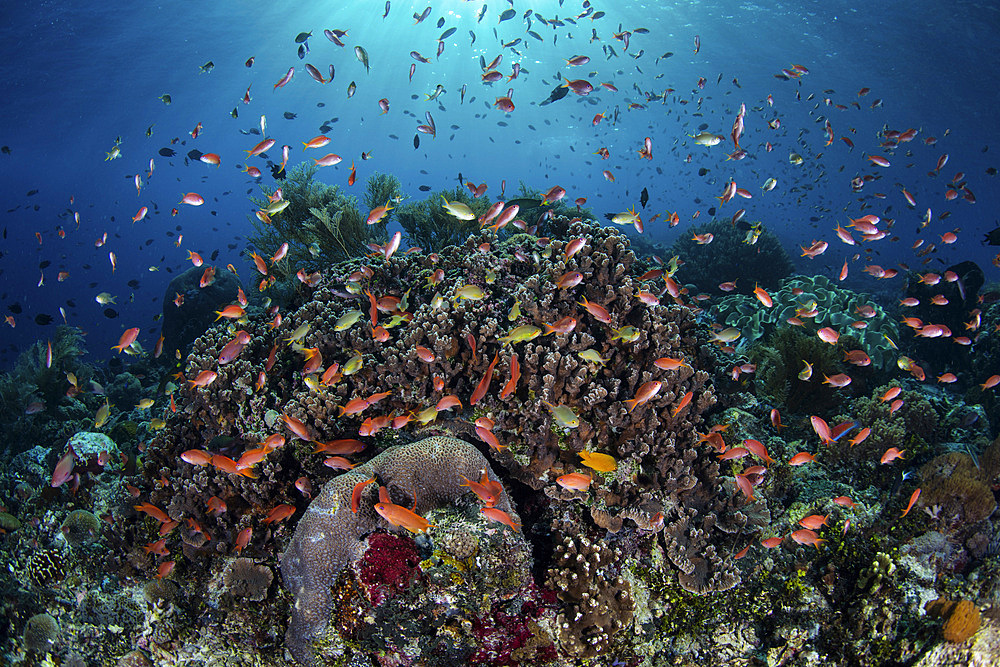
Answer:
[
  {"xmin": 356, "ymin": 532, "xmax": 420, "ymax": 605},
  {"xmin": 470, "ymin": 596, "xmax": 557, "ymax": 666}
]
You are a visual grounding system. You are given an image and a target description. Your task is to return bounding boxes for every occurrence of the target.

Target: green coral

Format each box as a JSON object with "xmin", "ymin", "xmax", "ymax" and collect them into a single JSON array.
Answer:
[
  {"xmin": 246, "ymin": 163, "xmax": 397, "ymax": 276},
  {"xmin": 748, "ymin": 326, "xmax": 849, "ymax": 413},
  {"xmin": 670, "ymin": 218, "xmax": 793, "ymax": 296},
  {"xmin": 396, "ymin": 186, "xmax": 492, "ymax": 253},
  {"xmin": 711, "ymin": 274, "xmax": 899, "ymax": 370}
]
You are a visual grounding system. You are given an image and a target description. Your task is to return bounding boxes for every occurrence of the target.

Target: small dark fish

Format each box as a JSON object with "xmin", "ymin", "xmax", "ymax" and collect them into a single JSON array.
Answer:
[
  {"xmin": 199, "ymin": 61, "xmax": 214, "ymax": 73},
  {"xmin": 1, "ymin": 146, "xmax": 10, "ymax": 155},
  {"xmin": 297, "ymin": 44, "xmax": 306, "ymax": 59},
  {"xmin": 440, "ymin": 27, "xmax": 456, "ymax": 40},
  {"xmin": 26, "ymin": 189, "xmax": 38, "ymax": 196},
  {"xmin": 127, "ymin": 279, "xmax": 140, "ymax": 288},
  {"xmin": 383, "ymin": 1, "xmax": 390, "ymax": 19},
  {"xmin": 8, "ymin": 303, "xmax": 22, "ymax": 314},
  {"xmin": 539, "ymin": 85, "xmax": 569, "ymax": 106},
  {"xmin": 294, "ymin": 31, "xmax": 312, "ymax": 43},
  {"xmin": 499, "ymin": 8, "xmax": 516, "ymax": 22},
  {"xmin": 469, "ymin": 29, "xmax": 476, "ymax": 45},
  {"xmin": 187, "ymin": 149, "xmax": 203, "ymax": 160},
  {"xmin": 436, "ymin": 17, "xmax": 445, "ymax": 28},
  {"xmin": 419, "ymin": 185, "xmax": 431, "ymax": 191},
  {"xmin": 984, "ymin": 224, "xmax": 1000, "ymax": 246},
  {"xmin": 35, "ymin": 313, "xmax": 53, "ymax": 325},
  {"xmin": 698, "ymin": 167, "xmax": 709, "ymax": 176},
  {"xmin": 210, "ymin": 250, "xmax": 220, "ymax": 261},
  {"xmin": 103, "ymin": 308, "xmax": 118, "ymax": 319},
  {"xmin": 231, "ymin": 106, "xmax": 239, "ymax": 118},
  {"xmin": 283, "ymin": 112, "xmax": 297, "ymax": 119},
  {"xmin": 640, "ymin": 187, "xmax": 649, "ymax": 209},
  {"xmin": 707, "ymin": 207, "xmax": 716, "ymax": 216},
  {"xmin": 39, "ymin": 260, "xmax": 50, "ymax": 269},
  {"xmin": 158, "ymin": 148, "xmax": 176, "ymax": 157},
  {"xmin": 528, "ymin": 30, "xmax": 542, "ymax": 41},
  {"xmin": 414, "ymin": 135, "xmax": 420, "ymax": 149}
]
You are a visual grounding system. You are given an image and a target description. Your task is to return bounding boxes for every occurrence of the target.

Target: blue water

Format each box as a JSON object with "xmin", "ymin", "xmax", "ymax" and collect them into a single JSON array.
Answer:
[{"xmin": 1, "ymin": 0, "xmax": 998, "ymax": 366}]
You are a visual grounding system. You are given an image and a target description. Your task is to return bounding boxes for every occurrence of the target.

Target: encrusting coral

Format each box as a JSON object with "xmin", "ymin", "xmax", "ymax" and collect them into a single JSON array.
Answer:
[{"xmin": 281, "ymin": 436, "xmax": 519, "ymax": 664}]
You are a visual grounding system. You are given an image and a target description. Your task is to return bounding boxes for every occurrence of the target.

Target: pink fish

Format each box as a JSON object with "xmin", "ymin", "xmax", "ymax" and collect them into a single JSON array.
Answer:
[{"xmin": 51, "ymin": 447, "xmax": 75, "ymax": 487}]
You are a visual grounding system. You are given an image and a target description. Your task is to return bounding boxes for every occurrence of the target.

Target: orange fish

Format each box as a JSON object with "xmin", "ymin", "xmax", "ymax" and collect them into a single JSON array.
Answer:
[
  {"xmin": 742, "ymin": 439, "xmax": 775, "ymax": 466},
  {"xmin": 761, "ymin": 536, "xmax": 784, "ymax": 548},
  {"xmin": 671, "ymin": 390, "xmax": 693, "ymax": 417},
  {"xmin": 134, "ymin": 502, "xmax": 171, "ymax": 523},
  {"xmin": 187, "ymin": 370, "xmax": 218, "ymax": 387},
  {"xmin": 323, "ymin": 456, "xmax": 355, "ymax": 470},
  {"xmin": 798, "ymin": 514, "xmax": 829, "ymax": 530},
  {"xmin": 790, "ymin": 528, "xmax": 825, "ymax": 550},
  {"xmin": 900, "ymin": 488, "xmax": 921, "ymax": 517},
  {"xmin": 351, "ymin": 477, "xmax": 376, "ymax": 513},
  {"xmin": 788, "ymin": 450, "xmax": 818, "ymax": 467},
  {"xmin": 375, "ymin": 499, "xmax": 434, "ymax": 533},
  {"xmin": 880, "ymin": 447, "xmax": 906, "ymax": 464},
  {"xmin": 460, "ymin": 472, "xmax": 501, "ymax": 507},
  {"xmin": 470, "ymin": 353, "xmax": 499, "ymax": 405},
  {"xmin": 480, "ymin": 507, "xmax": 521, "ymax": 532},
  {"xmin": 577, "ymin": 297, "xmax": 612, "ymax": 324},
  {"xmin": 556, "ymin": 472, "xmax": 593, "ymax": 491},
  {"xmin": 753, "ymin": 284, "xmax": 772, "ymax": 307},
  {"xmin": 233, "ymin": 526, "xmax": 252, "ymax": 554},
  {"xmin": 112, "ymin": 327, "xmax": 140, "ymax": 353},
  {"xmin": 199, "ymin": 266, "xmax": 216, "ymax": 288},
  {"xmin": 475, "ymin": 425, "xmax": 504, "ymax": 451},
  {"xmin": 624, "ymin": 380, "xmax": 661, "ymax": 413},
  {"xmin": 156, "ymin": 561, "xmax": 175, "ymax": 579},
  {"xmin": 654, "ymin": 357, "xmax": 689, "ymax": 371},
  {"xmin": 261, "ymin": 504, "xmax": 296, "ymax": 524},
  {"xmin": 282, "ymin": 413, "xmax": 312, "ymax": 440},
  {"xmin": 143, "ymin": 539, "xmax": 169, "ymax": 557},
  {"xmin": 500, "ymin": 354, "xmax": 520, "ymax": 399}
]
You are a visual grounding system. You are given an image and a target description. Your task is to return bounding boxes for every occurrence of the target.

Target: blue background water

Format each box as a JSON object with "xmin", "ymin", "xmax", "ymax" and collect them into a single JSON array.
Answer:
[{"xmin": 1, "ymin": 0, "xmax": 998, "ymax": 367}]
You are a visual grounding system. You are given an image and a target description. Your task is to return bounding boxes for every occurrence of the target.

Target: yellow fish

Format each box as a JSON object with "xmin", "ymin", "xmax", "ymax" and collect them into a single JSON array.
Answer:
[
  {"xmin": 544, "ymin": 402, "xmax": 579, "ymax": 428},
  {"xmin": 508, "ymin": 299, "xmax": 521, "ymax": 322},
  {"xmin": 610, "ymin": 326, "xmax": 640, "ymax": 343},
  {"xmin": 441, "ymin": 196, "xmax": 475, "ymax": 221},
  {"xmin": 94, "ymin": 400, "xmax": 110, "ymax": 428},
  {"xmin": 149, "ymin": 418, "xmax": 166, "ymax": 430},
  {"xmin": 454, "ymin": 284, "xmax": 486, "ymax": 301},
  {"xmin": 343, "ymin": 350, "xmax": 364, "ymax": 376},
  {"xmin": 136, "ymin": 398, "xmax": 155, "ymax": 410},
  {"xmin": 499, "ymin": 325, "xmax": 541, "ymax": 345},
  {"xmin": 285, "ymin": 322, "xmax": 311, "ymax": 344},
  {"xmin": 798, "ymin": 361, "xmax": 813, "ymax": 381},
  {"xmin": 579, "ymin": 451, "xmax": 617, "ymax": 472},
  {"xmin": 414, "ymin": 406, "xmax": 439, "ymax": 425},
  {"xmin": 578, "ymin": 349, "xmax": 610, "ymax": 366},
  {"xmin": 335, "ymin": 309, "xmax": 363, "ymax": 331}
]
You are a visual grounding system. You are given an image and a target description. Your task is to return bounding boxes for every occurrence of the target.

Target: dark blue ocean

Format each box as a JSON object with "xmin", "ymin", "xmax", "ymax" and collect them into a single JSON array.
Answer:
[{"xmin": 1, "ymin": 0, "xmax": 998, "ymax": 366}]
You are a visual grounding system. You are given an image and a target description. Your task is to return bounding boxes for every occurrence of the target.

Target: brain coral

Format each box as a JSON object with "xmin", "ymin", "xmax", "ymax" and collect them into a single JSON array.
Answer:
[{"xmin": 281, "ymin": 436, "xmax": 517, "ymax": 665}]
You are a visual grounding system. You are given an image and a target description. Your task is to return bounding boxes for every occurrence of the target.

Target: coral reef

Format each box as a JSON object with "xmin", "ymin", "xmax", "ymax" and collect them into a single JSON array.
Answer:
[
  {"xmin": 160, "ymin": 264, "xmax": 243, "ymax": 355},
  {"xmin": 545, "ymin": 532, "xmax": 634, "ymax": 658},
  {"xmin": 224, "ymin": 557, "xmax": 274, "ymax": 602},
  {"xmin": 22, "ymin": 612, "xmax": 59, "ymax": 655},
  {"xmin": 669, "ymin": 217, "xmax": 793, "ymax": 296},
  {"xmin": 712, "ymin": 274, "xmax": 899, "ymax": 369}
]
